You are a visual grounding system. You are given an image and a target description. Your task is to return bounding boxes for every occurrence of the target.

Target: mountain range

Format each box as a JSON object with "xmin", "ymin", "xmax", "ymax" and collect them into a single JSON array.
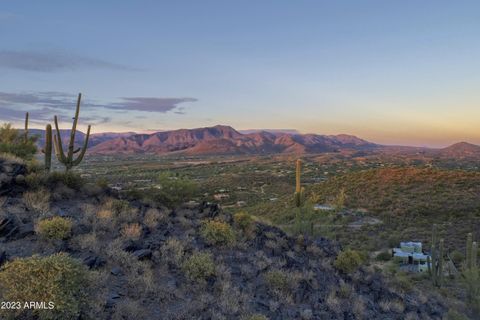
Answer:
[{"xmin": 27, "ymin": 125, "xmax": 480, "ymax": 157}]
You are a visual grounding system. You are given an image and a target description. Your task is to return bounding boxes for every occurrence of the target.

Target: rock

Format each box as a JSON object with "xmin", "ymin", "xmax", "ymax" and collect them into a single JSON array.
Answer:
[
  {"xmin": 111, "ymin": 267, "xmax": 122, "ymax": 276},
  {"xmin": 300, "ymin": 308, "xmax": 313, "ymax": 320},
  {"xmin": 83, "ymin": 255, "xmax": 105, "ymax": 269},
  {"xmin": 13, "ymin": 223, "xmax": 35, "ymax": 240},
  {"xmin": 0, "ymin": 251, "xmax": 7, "ymax": 266},
  {"xmin": 133, "ymin": 249, "xmax": 152, "ymax": 260},
  {"xmin": 105, "ymin": 292, "xmax": 121, "ymax": 308},
  {"xmin": 122, "ymin": 239, "xmax": 142, "ymax": 252},
  {"xmin": 14, "ymin": 174, "xmax": 25, "ymax": 184},
  {"xmin": 0, "ymin": 216, "xmax": 16, "ymax": 237}
]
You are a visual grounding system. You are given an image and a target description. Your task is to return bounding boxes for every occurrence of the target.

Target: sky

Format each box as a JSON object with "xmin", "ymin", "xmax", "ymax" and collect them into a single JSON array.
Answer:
[{"xmin": 1, "ymin": 1, "xmax": 480, "ymax": 147}]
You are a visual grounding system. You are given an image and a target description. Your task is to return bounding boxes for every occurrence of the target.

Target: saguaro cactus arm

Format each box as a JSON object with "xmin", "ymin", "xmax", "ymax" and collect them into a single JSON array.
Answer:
[
  {"xmin": 53, "ymin": 115, "xmax": 68, "ymax": 164},
  {"xmin": 72, "ymin": 124, "xmax": 91, "ymax": 166}
]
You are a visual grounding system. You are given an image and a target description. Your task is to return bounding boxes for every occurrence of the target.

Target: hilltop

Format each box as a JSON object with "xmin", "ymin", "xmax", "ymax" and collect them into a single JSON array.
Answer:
[{"xmin": 0, "ymin": 156, "xmax": 449, "ymax": 319}]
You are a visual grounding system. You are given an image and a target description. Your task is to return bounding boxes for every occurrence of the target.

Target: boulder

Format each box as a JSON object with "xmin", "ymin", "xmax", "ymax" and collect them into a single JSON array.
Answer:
[{"xmin": 133, "ymin": 249, "xmax": 152, "ymax": 260}]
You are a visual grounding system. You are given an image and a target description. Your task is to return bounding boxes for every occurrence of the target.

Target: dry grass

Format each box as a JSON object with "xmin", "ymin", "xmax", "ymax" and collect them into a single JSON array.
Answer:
[
  {"xmin": 379, "ymin": 299, "xmax": 405, "ymax": 314},
  {"xmin": 111, "ymin": 299, "xmax": 148, "ymax": 320},
  {"xmin": 144, "ymin": 208, "xmax": 165, "ymax": 231},
  {"xmin": 120, "ymin": 223, "xmax": 142, "ymax": 240},
  {"xmin": 160, "ymin": 238, "xmax": 185, "ymax": 268},
  {"xmin": 23, "ymin": 188, "xmax": 50, "ymax": 215},
  {"xmin": 326, "ymin": 288, "xmax": 342, "ymax": 314}
]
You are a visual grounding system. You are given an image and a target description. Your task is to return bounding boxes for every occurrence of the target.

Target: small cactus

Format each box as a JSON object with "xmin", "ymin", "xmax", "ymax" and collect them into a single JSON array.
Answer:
[
  {"xmin": 41, "ymin": 124, "xmax": 52, "ymax": 172},
  {"xmin": 465, "ymin": 233, "xmax": 477, "ymax": 271},
  {"xmin": 24, "ymin": 112, "xmax": 29, "ymax": 143},
  {"xmin": 53, "ymin": 93, "xmax": 91, "ymax": 171}
]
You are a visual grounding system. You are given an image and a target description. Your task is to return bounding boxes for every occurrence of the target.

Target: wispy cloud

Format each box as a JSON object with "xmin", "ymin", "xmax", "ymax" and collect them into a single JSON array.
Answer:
[
  {"xmin": 0, "ymin": 91, "xmax": 197, "ymax": 125},
  {"xmin": 0, "ymin": 12, "xmax": 19, "ymax": 22},
  {"xmin": 0, "ymin": 50, "xmax": 134, "ymax": 72},
  {"xmin": 104, "ymin": 97, "xmax": 198, "ymax": 113}
]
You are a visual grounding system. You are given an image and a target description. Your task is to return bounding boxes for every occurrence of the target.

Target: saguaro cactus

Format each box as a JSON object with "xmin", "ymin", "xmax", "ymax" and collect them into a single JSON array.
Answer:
[
  {"xmin": 24, "ymin": 112, "xmax": 29, "ymax": 143},
  {"xmin": 53, "ymin": 93, "xmax": 91, "ymax": 171},
  {"xmin": 466, "ymin": 233, "xmax": 477, "ymax": 271},
  {"xmin": 429, "ymin": 224, "xmax": 444, "ymax": 287},
  {"xmin": 42, "ymin": 124, "xmax": 52, "ymax": 172},
  {"xmin": 294, "ymin": 159, "xmax": 304, "ymax": 207}
]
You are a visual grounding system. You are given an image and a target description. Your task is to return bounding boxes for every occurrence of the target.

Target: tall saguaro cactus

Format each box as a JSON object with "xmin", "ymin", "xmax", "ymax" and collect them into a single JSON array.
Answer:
[
  {"xmin": 466, "ymin": 233, "xmax": 478, "ymax": 271},
  {"xmin": 294, "ymin": 159, "xmax": 305, "ymax": 207},
  {"xmin": 24, "ymin": 112, "xmax": 29, "ymax": 143},
  {"xmin": 42, "ymin": 124, "xmax": 53, "ymax": 172},
  {"xmin": 429, "ymin": 224, "xmax": 444, "ymax": 287},
  {"xmin": 53, "ymin": 93, "xmax": 91, "ymax": 171}
]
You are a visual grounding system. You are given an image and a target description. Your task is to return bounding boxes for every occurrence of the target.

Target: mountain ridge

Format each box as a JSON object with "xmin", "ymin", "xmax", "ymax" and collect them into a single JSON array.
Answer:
[{"xmin": 27, "ymin": 125, "xmax": 480, "ymax": 157}]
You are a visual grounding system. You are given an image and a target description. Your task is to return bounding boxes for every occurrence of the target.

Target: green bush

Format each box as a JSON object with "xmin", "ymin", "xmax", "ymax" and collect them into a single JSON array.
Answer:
[
  {"xmin": 0, "ymin": 253, "xmax": 90, "ymax": 320},
  {"xmin": 375, "ymin": 250, "xmax": 392, "ymax": 262},
  {"xmin": 36, "ymin": 216, "xmax": 73, "ymax": 240},
  {"xmin": 142, "ymin": 172, "xmax": 198, "ymax": 207},
  {"xmin": 47, "ymin": 171, "xmax": 84, "ymax": 190},
  {"xmin": 0, "ymin": 123, "xmax": 37, "ymax": 160},
  {"xmin": 182, "ymin": 252, "xmax": 215, "ymax": 283},
  {"xmin": 264, "ymin": 269, "xmax": 290, "ymax": 291},
  {"xmin": 200, "ymin": 220, "xmax": 235, "ymax": 246},
  {"xmin": 234, "ymin": 212, "xmax": 255, "ymax": 233},
  {"xmin": 334, "ymin": 249, "xmax": 363, "ymax": 273}
]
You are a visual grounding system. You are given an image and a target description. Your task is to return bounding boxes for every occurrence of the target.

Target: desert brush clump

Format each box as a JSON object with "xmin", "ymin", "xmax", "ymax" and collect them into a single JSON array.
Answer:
[
  {"xmin": 182, "ymin": 251, "xmax": 216, "ymax": 283},
  {"xmin": 200, "ymin": 219, "xmax": 236, "ymax": 246},
  {"xmin": 121, "ymin": 223, "xmax": 143, "ymax": 240},
  {"xmin": 23, "ymin": 188, "xmax": 51, "ymax": 215},
  {"xmin": 160, "ymin": 238, "xmax": 185, "ymax": 268},
  {"xmin": 36, "ymin": 216, "xmax": 73, "ymax": 240},
  {"xmin": 234, "ymin": 211, "xmax": 255, "ymax": 234},
  {"xmin": 0, "ymin": 253, "xmax": 91, "ymax": 320},
  {"xmin": 334, "ymin": 249, "xmax": 363, "ymax": 274},
  {"xmin": 0, "ymin": 113, "xmax": 37, "ymax": 160}
]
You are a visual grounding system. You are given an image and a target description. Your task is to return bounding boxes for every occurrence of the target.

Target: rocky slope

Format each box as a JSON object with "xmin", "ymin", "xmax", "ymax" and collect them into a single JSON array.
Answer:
[{"xmin": 0, "ymin": 157, "xmax": 448, "ymax": 319}]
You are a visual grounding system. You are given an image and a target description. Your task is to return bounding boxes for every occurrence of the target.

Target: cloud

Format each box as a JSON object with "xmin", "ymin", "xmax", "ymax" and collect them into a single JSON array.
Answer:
[
  {"xmin": 104, "ymin": 97, "xmax": 198, "ymax": 113},
  {"xmin": 0, "ymin": 12, "xmax": 19, "ymax": 22},
  {"xmin": 0, "ymin": 91, "xmax": 197, "ymax": 125},
  {"xmin": 0, "ymin": 50, "xmax": 134, "ymax": 72}
]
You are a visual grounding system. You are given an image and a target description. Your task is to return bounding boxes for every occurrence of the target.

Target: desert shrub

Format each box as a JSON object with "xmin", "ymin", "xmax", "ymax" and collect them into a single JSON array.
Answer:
[
  {"xmin": 334, "ymin": 249, "xmax": 363, "ymax": 273},
  {"xmin": 264, "ymin": 269, "xmax": 290, "ymax": 292},
  {"xmin": 121, "ymin": 223, "xmax": 143, "ymax": 240},
  {"xmin": 0, "ymin": 253, "xmax": 90, "ymax": 320},
  {"xmin": 0, "ymin": 123, "xmax": 37, "ymax": 160},
  {"xmin": 234, "ymin": 212, "xmax": 255, "ymax": 233},
  {"xmin": 451, "ymin": 250, "xmax": 464, "ymax": 266},
  {"xmin": 47, "ymin": 171, "xmax": 84, "ymax": 190},
  {"xmin": 36, "ymin": 216, "xmax": 73, "ymax": 240},
  {"xmin": 144, "ymin": 208, "xmax": 165, "ymax": 231},
  {"xmin": 375, "ymin": 250, "xmax": 391, "ymax": 261},
  {"xmin": 246, "ymin": 315, "xmax": 268, "ymax": 320},
  {"xmin": 200, "ymin": 220, "xmax": 235, "ymax": 246},
  {"xmin": 462, "ymin": 268, "xmax": 480, "ymax": 313},
  {"xmin": 445, "ymin": 309, "xmax": 470, "ymax": 320},
  {"xmin": 23, "ymin": 188, "xmax": 51, "ymax": 215},
  {"xmin": 182, "ymin": 251, "xmax": 215, "ymax": 283},
  {"xmin": 143, "ymin": 172, "xmax": 198, "ymax": 207},
  {"xmin": 160, "ymin": 238, "xmax": 185, "ymax": 267}
]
